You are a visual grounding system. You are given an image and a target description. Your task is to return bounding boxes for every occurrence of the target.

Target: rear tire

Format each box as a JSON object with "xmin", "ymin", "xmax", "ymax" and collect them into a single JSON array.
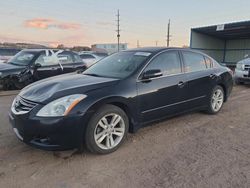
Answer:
[
  {"xmin": 206, "ymin": 85, "xmax": 224, "ymax": 114},
  {"xmin": 85, "ymin": 104, "xmax": 129, "ymax": 154}
]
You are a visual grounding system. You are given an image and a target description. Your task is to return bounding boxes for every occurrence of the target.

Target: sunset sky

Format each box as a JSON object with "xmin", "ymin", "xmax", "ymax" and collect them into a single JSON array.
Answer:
[{"xmin": 1, "ymin": 0, "xmax": 250, "ymax": 48}]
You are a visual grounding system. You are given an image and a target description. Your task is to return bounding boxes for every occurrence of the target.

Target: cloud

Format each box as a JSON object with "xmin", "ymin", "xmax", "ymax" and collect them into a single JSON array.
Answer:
[{"xmin": 24, "ymin": 18, "xmax": 81, "ymax": 30}]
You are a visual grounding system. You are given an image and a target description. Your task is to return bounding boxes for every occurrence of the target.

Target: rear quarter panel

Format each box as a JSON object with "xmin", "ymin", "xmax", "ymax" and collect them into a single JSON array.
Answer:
[{"xmin": 216, "ymin": 67, "xmax": 233, "ymax": 101}]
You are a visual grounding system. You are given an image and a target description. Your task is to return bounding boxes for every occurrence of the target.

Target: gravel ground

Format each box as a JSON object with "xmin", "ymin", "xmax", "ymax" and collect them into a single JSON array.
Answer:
[{"xmin": 0, "ymin": 85, "xmax": 250, "ymax": 188}]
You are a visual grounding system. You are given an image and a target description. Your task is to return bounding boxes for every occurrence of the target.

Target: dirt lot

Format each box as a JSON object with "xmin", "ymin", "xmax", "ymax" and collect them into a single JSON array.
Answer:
[{"xmin": 0, "ymin": 85, "xmax": 250, "ymax": 188}]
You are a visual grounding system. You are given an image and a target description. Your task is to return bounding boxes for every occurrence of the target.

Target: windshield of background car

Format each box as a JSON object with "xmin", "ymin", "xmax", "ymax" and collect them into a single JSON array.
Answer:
[
  {"xmin": 8, "ymin": 51, "xmax": 36, "ymax": 66},
  {"xmin": 83, "ymin": 51, "xmax": 151, "ymax": 79}
]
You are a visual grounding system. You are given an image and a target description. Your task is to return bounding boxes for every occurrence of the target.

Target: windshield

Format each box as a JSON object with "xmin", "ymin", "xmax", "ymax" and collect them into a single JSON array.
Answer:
[
  {"xmin": 8, "ymin": 51, "xmax": 36, "ymax": 66},
  {"xmin": 83, "ymin": 51, "xmax": 150, "ymax": 79}
]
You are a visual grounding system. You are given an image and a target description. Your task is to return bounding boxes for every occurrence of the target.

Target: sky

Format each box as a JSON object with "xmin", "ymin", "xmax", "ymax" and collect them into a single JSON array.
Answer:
[{"xmin": 0, "ymin": 0, "xmax": 250, "ymax": 48}]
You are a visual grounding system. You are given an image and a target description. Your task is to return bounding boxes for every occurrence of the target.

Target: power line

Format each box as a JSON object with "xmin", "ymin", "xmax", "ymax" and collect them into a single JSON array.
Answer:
[{"xmin": 116, "ymin": 9, "xmax": 121, "ymax": 52}]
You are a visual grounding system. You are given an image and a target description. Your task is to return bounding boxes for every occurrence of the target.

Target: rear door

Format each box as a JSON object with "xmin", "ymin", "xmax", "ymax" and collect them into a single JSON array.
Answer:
[
  {"xmin": 57, "ymin": 52, "xmax": 77, "ymax": 74},
  {"xmin": 137, "ymin": 50, "xmax": 188, "ymax": 123},
  {"xmin": 33, "ymin": 52, "xmax": 62, "ymax": 80},
  {"xmin": 61, "ymin": 53, "xmax": 86, "ymax": 73},
  {"xmin": 180, "ymin": 50, "xmax": 218, "ymax": 108}
]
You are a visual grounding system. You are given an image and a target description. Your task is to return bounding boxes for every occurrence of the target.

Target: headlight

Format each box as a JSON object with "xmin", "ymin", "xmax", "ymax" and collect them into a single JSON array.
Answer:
[
  {"xmin": 36, "ymin": 94, "xmax": 87, "ymax": 117},
  {"xmin": 236, "ymin": 63, "xmax": 244, "ymax": 70}
]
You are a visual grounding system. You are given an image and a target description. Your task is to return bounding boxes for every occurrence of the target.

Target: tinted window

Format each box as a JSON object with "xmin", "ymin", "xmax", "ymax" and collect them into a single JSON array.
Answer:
[
  {"xmin": 182, "ymin": 51, "xmax": 206, "ymax": 72},
  {"xmin": 80, "ymin": 54, "xmax": 95, "ymax": 59},
  {"xmin": 144, "ymin": 51, "xmax": 181, "ymax": 75}
]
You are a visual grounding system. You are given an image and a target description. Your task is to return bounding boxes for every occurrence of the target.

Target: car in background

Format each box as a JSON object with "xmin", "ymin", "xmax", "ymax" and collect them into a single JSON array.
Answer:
[
  {"xmin": 79, "ymin": 51, "xmax": 108, "ymax": 68},
  {"xmin": 0, "ymin": 49, "xmax": 86, "ymax": 90},
  {"xmin": 0, "ymin": 48, "xmax": 20, "ymax": 63},
  {"xmin": 235, "ymin": 56, "xmax": 250, "ymax": 84},
  {"xmin": 0, "ymin": 55, "xmax": 13, "ymax": 63},
  {"xmin": 9, "ymin": 48, "xmax": 233, "ymax": 154}
]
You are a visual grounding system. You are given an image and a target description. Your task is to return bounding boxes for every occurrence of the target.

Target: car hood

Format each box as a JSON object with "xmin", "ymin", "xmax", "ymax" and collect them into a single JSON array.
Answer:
[
  {"xmin": 0, "ymin": 62, "xmax": 25, "ymax": 76},
  {"xmin": 19, "ymin": 73, "xmax": 119, "ymax": 104}
]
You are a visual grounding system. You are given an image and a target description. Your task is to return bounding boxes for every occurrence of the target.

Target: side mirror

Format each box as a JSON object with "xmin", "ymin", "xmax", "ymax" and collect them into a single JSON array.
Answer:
[
  {"xmin": 142, "ymin": 69, "xmax": 163, "ymax": 80},
  {"xmin": 34, "ymin": 63, "xmax": 42, "ymax": 68}
]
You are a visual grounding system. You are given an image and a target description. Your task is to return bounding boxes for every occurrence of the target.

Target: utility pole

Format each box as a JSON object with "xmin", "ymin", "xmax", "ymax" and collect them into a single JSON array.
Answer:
[
  {"xmin": 116, "ymin": 9, "xmax": 121, "ymax": 52},
  {"xmin": 137, "ymin": 40, "xmax": 140, "ymax": 48},
  {"xmin": 155, "ymin": 41, "xmax": 158, "ymax": 47},
  {"xmin": 166, "ymin": 19, "xmax": 171, "ymax": 47}
]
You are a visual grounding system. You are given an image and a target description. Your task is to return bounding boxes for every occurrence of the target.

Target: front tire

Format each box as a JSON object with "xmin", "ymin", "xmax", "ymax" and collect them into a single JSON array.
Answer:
[
  {"xmin": 85, "ymin": 104, "xmax": 129, "ymax": 154},
  {"xmin": 206, "ymin": 85, "xmax": 224, "ymax": 114}
]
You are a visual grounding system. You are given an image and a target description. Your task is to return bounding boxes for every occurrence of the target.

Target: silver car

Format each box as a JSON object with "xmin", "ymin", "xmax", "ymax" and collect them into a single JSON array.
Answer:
[
  {"xmin": 79, "ymin": 52, "xmax": 108, "ymax": 68},
  {"xmin": 235, "ymin": 57, "xmax": 250, "ymax": 84}
]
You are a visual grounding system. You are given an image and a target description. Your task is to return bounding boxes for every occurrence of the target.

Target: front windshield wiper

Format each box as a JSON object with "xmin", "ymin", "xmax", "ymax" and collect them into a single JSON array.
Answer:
[
  {"xmin": 83, "ymin": 73, "xmax": 103, "ymax": 77},
  {"xmin": 8, "ymin": 62, "xmax": 25, "ymax": 66}
]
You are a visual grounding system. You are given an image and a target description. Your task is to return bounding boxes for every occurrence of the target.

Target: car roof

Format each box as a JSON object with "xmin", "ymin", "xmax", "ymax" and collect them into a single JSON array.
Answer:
[
  {"xmin": 126, "ymin": 47, "xmax": 184, "ymax": 54},
  {"xmin": 21, "ymin": 49, "xmax": 70, "ymax": 52},
  {"xmin": 21, "ymin": 49, "xmax": 77, "ymax": 55},
  {"xmin": 126, "ymin": 47, "xmax": 216, "ymax": 58}
]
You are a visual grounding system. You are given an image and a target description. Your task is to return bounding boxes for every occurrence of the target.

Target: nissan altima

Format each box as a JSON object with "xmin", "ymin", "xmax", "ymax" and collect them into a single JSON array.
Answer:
[{"xmin": 9, "ymin": 48, "xmax": 233, "ymax": 154}]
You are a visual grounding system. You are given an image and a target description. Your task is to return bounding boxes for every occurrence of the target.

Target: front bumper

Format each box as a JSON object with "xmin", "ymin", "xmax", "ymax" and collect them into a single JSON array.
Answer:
[
  {"xmin": 8, "ymin": 110, "xmax": 90, "ymax": 151},
  {"xmin": 234, "ymin": 69, "xmax": 250, "ymax": 82}
]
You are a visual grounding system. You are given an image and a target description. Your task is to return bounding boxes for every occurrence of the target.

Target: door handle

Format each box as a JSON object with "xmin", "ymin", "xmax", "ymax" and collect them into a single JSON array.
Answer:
[
  {"xmin": 209, "ymin": 74, "xmax": 216, "ymax": 79},
  {"xmin": 177, "ymin": 81, "xmax": 185, "ymax": 88}
]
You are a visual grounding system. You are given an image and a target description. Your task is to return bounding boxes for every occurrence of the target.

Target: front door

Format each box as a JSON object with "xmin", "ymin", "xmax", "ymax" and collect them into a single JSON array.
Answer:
[{"xmin": 137, "ymin": 50, "xmax": 188, "ymax": 123}]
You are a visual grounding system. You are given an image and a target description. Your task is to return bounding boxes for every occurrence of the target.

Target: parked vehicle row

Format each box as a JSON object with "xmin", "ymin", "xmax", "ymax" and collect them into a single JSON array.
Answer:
[
  {"xmin": 9, "ymin": 47, "xmax": 233, "ymax": 154},
  {"xmin": 0, "ymin": 49, "xmax": 86, "ymax": 90}
]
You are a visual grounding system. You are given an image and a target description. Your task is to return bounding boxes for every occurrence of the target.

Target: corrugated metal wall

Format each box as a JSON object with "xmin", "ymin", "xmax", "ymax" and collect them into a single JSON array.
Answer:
[
  {"xmin": 225, "ymin": 39, "xmax": 250, "ymax": 64},
  {"xmin": 190, "ymin": 31, "xmax": 224, "ymax": 63},
  {"xmin": 190, "ymin": 31, "xmax": 250, "ymax": 66}
]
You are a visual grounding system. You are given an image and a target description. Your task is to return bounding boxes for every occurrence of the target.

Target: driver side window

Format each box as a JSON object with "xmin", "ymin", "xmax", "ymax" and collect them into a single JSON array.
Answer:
[{"xmin": 144, "ymin": 51, "xmax": 182, "ymax": 76}]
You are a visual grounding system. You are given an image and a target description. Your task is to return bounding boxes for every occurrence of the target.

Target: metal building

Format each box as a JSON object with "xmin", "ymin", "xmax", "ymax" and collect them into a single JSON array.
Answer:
[
  {"xmin": 190, "ymin": 20, "xmax": 250, "ymax": 67},
  {"xmin": 91, "ymin": 43, "xmax": 128, "ymax": 54}
]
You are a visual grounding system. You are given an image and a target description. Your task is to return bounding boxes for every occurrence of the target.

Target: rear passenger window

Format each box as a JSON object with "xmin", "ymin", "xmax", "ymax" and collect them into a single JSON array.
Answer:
[
  {"xmin": 57, "ymin": 54, "xmax": 74, "ymax": 64},
  {"xmin": 182, "ymin": 52, "xmax": 207, "ymax": 72},
  {"xmin": 144, "ymin": 51, "xmax": 181, "ymax": 76}
]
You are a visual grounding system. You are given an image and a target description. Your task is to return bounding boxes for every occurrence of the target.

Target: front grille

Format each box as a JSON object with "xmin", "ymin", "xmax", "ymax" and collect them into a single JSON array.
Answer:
[
  {"xmin": 244, "ymin": 65, "xmax": 250, "ymax": 71},
  {"xmin": 14, "ymin": 96, "xmax": 38, "ymax": 113}
]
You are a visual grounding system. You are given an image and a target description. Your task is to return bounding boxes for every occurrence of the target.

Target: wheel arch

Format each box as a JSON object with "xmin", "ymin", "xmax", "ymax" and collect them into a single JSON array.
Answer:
[
  {"xmin": 217, "ymin": 83, "xmax": 227, "ymax": 102},
  {"xmin": 86, "ymin": 97, "xmax": 137, "ymax": 133}
]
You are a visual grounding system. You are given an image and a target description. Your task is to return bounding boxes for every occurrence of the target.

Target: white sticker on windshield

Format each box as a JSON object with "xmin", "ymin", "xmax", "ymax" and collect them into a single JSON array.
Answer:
[{"xmin": 134, "ymin": 52, "xmax": 151, "ymax": 57}]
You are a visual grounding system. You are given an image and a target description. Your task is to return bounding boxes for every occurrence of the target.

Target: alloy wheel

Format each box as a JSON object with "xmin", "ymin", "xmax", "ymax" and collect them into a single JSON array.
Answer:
[
  {"xmin": 94, "ymin": 113, "xmax": 125, "ymax": 150},
  {"xmin": 211, "ymin": 89, "xmax": 224, "ymax": 112}
]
